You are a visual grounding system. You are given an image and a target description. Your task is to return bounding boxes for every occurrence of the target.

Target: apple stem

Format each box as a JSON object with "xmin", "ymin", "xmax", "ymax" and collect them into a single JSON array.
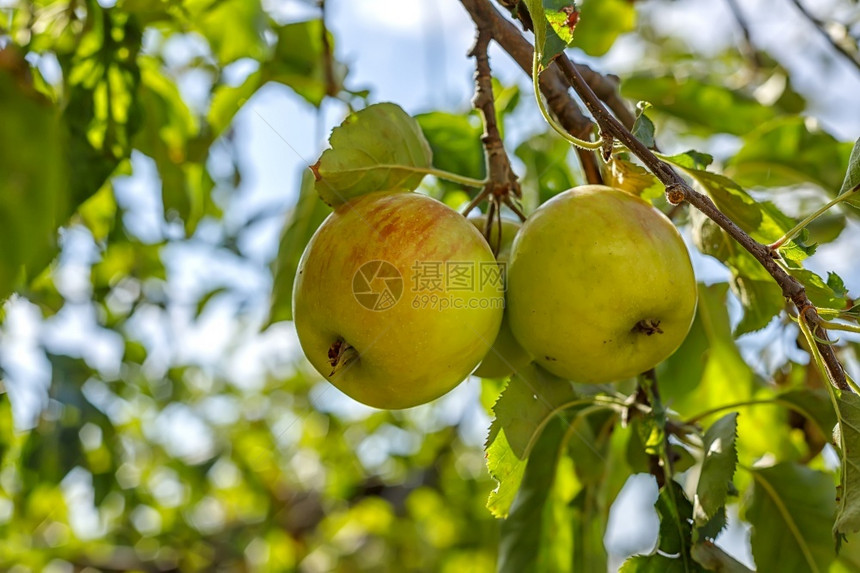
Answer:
[{"xmin": 328, "ymin": 339, "xmax": 359, "ymax": 376}]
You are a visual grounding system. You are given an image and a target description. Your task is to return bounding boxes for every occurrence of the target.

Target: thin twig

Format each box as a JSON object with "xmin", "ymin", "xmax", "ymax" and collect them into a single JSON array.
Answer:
[
  {"xmin": 724, "ymin": 0, "xmax": 763, "ymax": 68},
  {"xmin": 466, "ymin": 5, "xmax": 522, "ymax": 236},
  {"xmin": 470, "ymin": 17, "xmax": 520, "ymax": 200},
  {"xmin": 318, "ymin": 0, "xmax": 339, "ymax": 96},
  {"xmin": 503, "ymin": 196, "xmax": 527, "ymax": 222},
  {"xmin": 459, "ymin": 0, "xmax": 604, "ymax": 184},
  {"xmin": 789, "ymin": 0, "xmax": 860, "ymax": 74}
]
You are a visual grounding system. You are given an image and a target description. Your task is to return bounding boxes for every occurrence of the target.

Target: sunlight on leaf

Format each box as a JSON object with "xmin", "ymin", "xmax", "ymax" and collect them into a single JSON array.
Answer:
[
  {"xmin": 833, "ymin": 391, "xmax": 860, "ymax": 544},
  {"xmin": 485, "ymin": 363, "xmax": 582, "ymax": 517},
  {"xmin": 694, "ymin": 413, "xmax": 738, "ymax": 526},
  {"xmin": 746, "ymin": 463, "xmax": 836, "ymax": 573},
  {"xmin": 314, "ymin": 103, "xmax": 433, "ymax": 207},
  {"xmin": 726, "ymin": 118, "xmax": 854, "ymax": 198},
  {"xmin": 269, "ymin": 170, "xmax": 332, "ymax": 325}
]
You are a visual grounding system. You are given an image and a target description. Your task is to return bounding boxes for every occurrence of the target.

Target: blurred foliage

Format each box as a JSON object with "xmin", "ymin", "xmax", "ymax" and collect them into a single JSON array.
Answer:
[{"xmin": 1, "ymin": 0, "xmax": 860, "ymax": 572}]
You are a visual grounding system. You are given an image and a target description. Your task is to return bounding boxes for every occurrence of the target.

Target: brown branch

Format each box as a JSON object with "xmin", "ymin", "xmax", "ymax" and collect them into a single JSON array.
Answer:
[
  {"xmin": 554, "ymin": 56, "xmax": 848, "ymax": 391},
  {"xmin": 789, "ymin": 0, "xmax": 860, "ymax": 74},
  {"xmin": 460, "ymin": 0, "xmax": 848, "ymax": 392},
  {"xmin": 464, "ymin": 5, "xmax": 525, "ymax": 234},
  {"xmin": 459, "ymin": 0, "xmax": 604, "ymax": 185},
  {"xmin": 470, "ymin": 17, "xmax": 520, "ymax": 200}
]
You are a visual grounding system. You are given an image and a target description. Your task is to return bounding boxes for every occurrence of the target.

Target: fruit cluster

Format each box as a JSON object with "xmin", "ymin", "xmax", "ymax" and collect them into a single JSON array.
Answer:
[{"xmin": 293, "ymin": 185, "xmax": 697, "ymax": 409}]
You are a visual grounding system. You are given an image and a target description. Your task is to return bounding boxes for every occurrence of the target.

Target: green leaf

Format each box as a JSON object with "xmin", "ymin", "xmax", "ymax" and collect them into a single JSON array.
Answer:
[
  {"xmin": 690, "ymin": 206, "xmax": 786, "ymax": 336},
  {"xmin": 571, "ymin": 0, "xmax": 636, "ymax": 57},
  {"xmin": 515, "ymin": 132, "xmax": 577, "ymax": 211},
  {"xmin": 0, "ymin": 391, "xmax": 14, "ymax": 467},
  {"xmin": 663, "ymin": 284, "xmax": 753, "ymax": 413},
  {"xmin": 834, "ymin": 391, "xmax": 860, "ymax": 543},
  {"xmin": 731, "ymin": 275, "xmax": 785, "ymax": 336},
  {"xmin": 726, "ymin": 118, "xmax": 854, "ymax": 196},
  {"xmin": 193, "ymin": 0, "xmax": 266, "ymax": 65},
  {"xmin": 77, "ymin": 183, "xmax": 118, "ymax": 242},
  {"xmin": 746, "ymin": 463, "xmax": 836, "ymax": 573},
  {"xmin": 268, "ymin": 170, "xmax": 331, "ymax": 325},
  {"xmin": 621, "ymin": 75, "xmax": 776, "ymax": 136},
  {"xmin": 544, "ymin": 3, "xmax": 578, "ymax": 45},
  {"xmin": 789, "ymin": 268, "xmax": 852, "ymax": 314},
  {"xmin": 498, "ymin": 417, "xmax": 567, "ymax": 573},
  {"xmin": 680, "ymin": 168, "xmax": 795, "ymax": 246},
  {"xmin": 664, "ymin": 285, "xmax": 798, "ymax": 464},
  {"xmin": 572, "ymin": 415, "xmax": 632, "ymax": 573},
  {"xmin": 522, "ymin": 0, "xmax": 570, "ymax": 65},
  {"xmin": 267, "ymin": 20, "xmax": 347, "ymax": 107},
  {"xmin": 208, "ymin": 70, "xmax": 263, "ymax": 133},
  {"xmin": 631, "ymin": 104, "xmax": 656, "ymax": 148},
  {"xmin": 694, "ymin": 413, "xmax": 738, "ymax": 525},
  {"xmin": 622, "ymin": 482, "xmax": 709, "ymax": 573},
  {"xmin": 313, "ymin": 103, "xmax": 433, "ymax": 207},
  {"xmin": 21, "ymin": 355, "xmax": 115, "ymax": 489},
  {"xmin": 672, "ymin": 163, "xmax": 819, "ymax": 331},
  {"xmin": 777, "ymin": 389, "xmax": 837, "ymax": 437},
  {"xmin": 566, "ymin": 410, "xmax": 614, "ymax": 486},
  {"xmin": 602, "ymin": 157, "xmax": 662, "ymax": 200},
  {"xmin": 663, "ymin": 150, "xmax": 714, "ymax": 170},
  {"xmin": 61, "ymin": 6, "xmax": 143, "ymax": 212},
  {"xmin": 697, "ymin": 506, "xmax": 728, "ymax": 541},
  {"xmin": 839, "ymin": 137, "xmax": 860, "ymax": 209},
  {"xmin": 485, "ymin": 363, "xmax": 581, "ymax": 517},
  {"xmin": 0, "ymin": 69, "xmax": 68, "ymax": 301},
  {"xmin": 656, "ymin": 480, "xmax": 694, "ymax": 556},
  {"xmin": 827, "ymin": 273, "xmax": 849, "ymax": 299},
  {"xmin": 135, "ymin": 57, "xmax": 216, "ymax": 233},
  {"xmin": 690, "ymin": 206, "xmax": 785, "ymax": 336},
  {"xmin": 416, "ymin": 112, "xmax": 485, "ymax": 187},
  {"xmin": 657, "ymin": 299, "xmax": 709, "ymax": 400}
]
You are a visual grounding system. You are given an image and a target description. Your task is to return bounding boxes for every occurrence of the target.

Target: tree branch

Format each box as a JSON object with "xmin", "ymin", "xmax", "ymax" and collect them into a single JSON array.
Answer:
[
  {"xmin": 460, "ymin": 0, "xmax": 849, "ymax": 392},
  {"xmin": 555, "ymin": 58, "xmax": 849, "ymax": 391},
  {"xmin": 470, "ymin": 17, "xmax": 520, "ymax": 201},
  {"xmin": 463, "ymin": 4, "xmax": 525, "ymax": 235},
  {"xmin": 459, "ymin": 0, "xmax": 604, "ymax": 184},
  {"xmin": 318, "ymin": 0, "xmax": 339, "ymax": 97},
  {"xmin": 789, "ymin": 0, "xmax": 860, "ymax": 74}
]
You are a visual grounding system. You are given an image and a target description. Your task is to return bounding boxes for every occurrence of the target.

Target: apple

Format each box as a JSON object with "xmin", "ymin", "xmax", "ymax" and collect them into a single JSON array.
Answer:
[
  {"xmin": 468, "ymin": 216, "xmax": 533, "ymax": 378},
  {"xmin": 293, "ymin": 191, "xmax": 504, "ymax": 409},
  {"xmin": 506, "ymin": 185, "xmax": 697, "ymax": 383}
]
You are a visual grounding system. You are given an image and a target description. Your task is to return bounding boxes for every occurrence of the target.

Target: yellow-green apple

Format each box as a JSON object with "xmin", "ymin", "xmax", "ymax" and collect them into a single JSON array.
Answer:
[
  {"xmin": 468, "ymin": 216, "xmax": 533, "ymax": 378},
  {"xmin": 506, "ymin": 185, "xmax": 697, "ymax": 382},
  {"xmin": 293, "ymin": 191, "xmax": 504, "ymax": 409}
]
